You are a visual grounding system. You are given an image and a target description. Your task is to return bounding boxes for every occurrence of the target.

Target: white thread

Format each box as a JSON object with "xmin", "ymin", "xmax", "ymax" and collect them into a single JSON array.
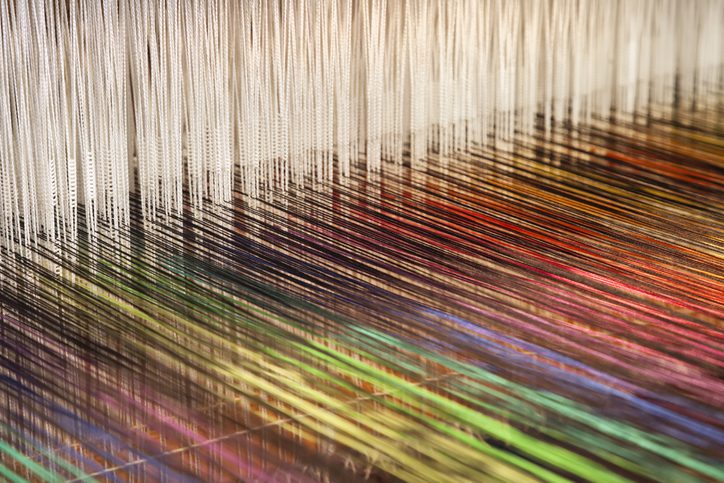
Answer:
[{"xmin": 0, "ymin": 0, "xmax": 720, "ymax": 246}]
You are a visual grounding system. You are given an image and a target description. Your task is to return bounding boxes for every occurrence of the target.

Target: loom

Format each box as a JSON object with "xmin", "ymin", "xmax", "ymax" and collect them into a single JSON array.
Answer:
[{"xmin": 0, "ymin": 0, "xmax": 722, "ymax": 481}]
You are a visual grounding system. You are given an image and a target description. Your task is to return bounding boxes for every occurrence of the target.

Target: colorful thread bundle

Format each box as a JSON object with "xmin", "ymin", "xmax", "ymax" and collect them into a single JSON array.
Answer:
[
  {"xmin": 0, "ymin": 0, "xmax": 722, "ymax": 246},
  {"xmin": 0, "ymin": 1, "xmax": 723, "ymax": 481},
  {"xmin": 1, "ymin": 103, "xmax": 722, "ymax": 480}
]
